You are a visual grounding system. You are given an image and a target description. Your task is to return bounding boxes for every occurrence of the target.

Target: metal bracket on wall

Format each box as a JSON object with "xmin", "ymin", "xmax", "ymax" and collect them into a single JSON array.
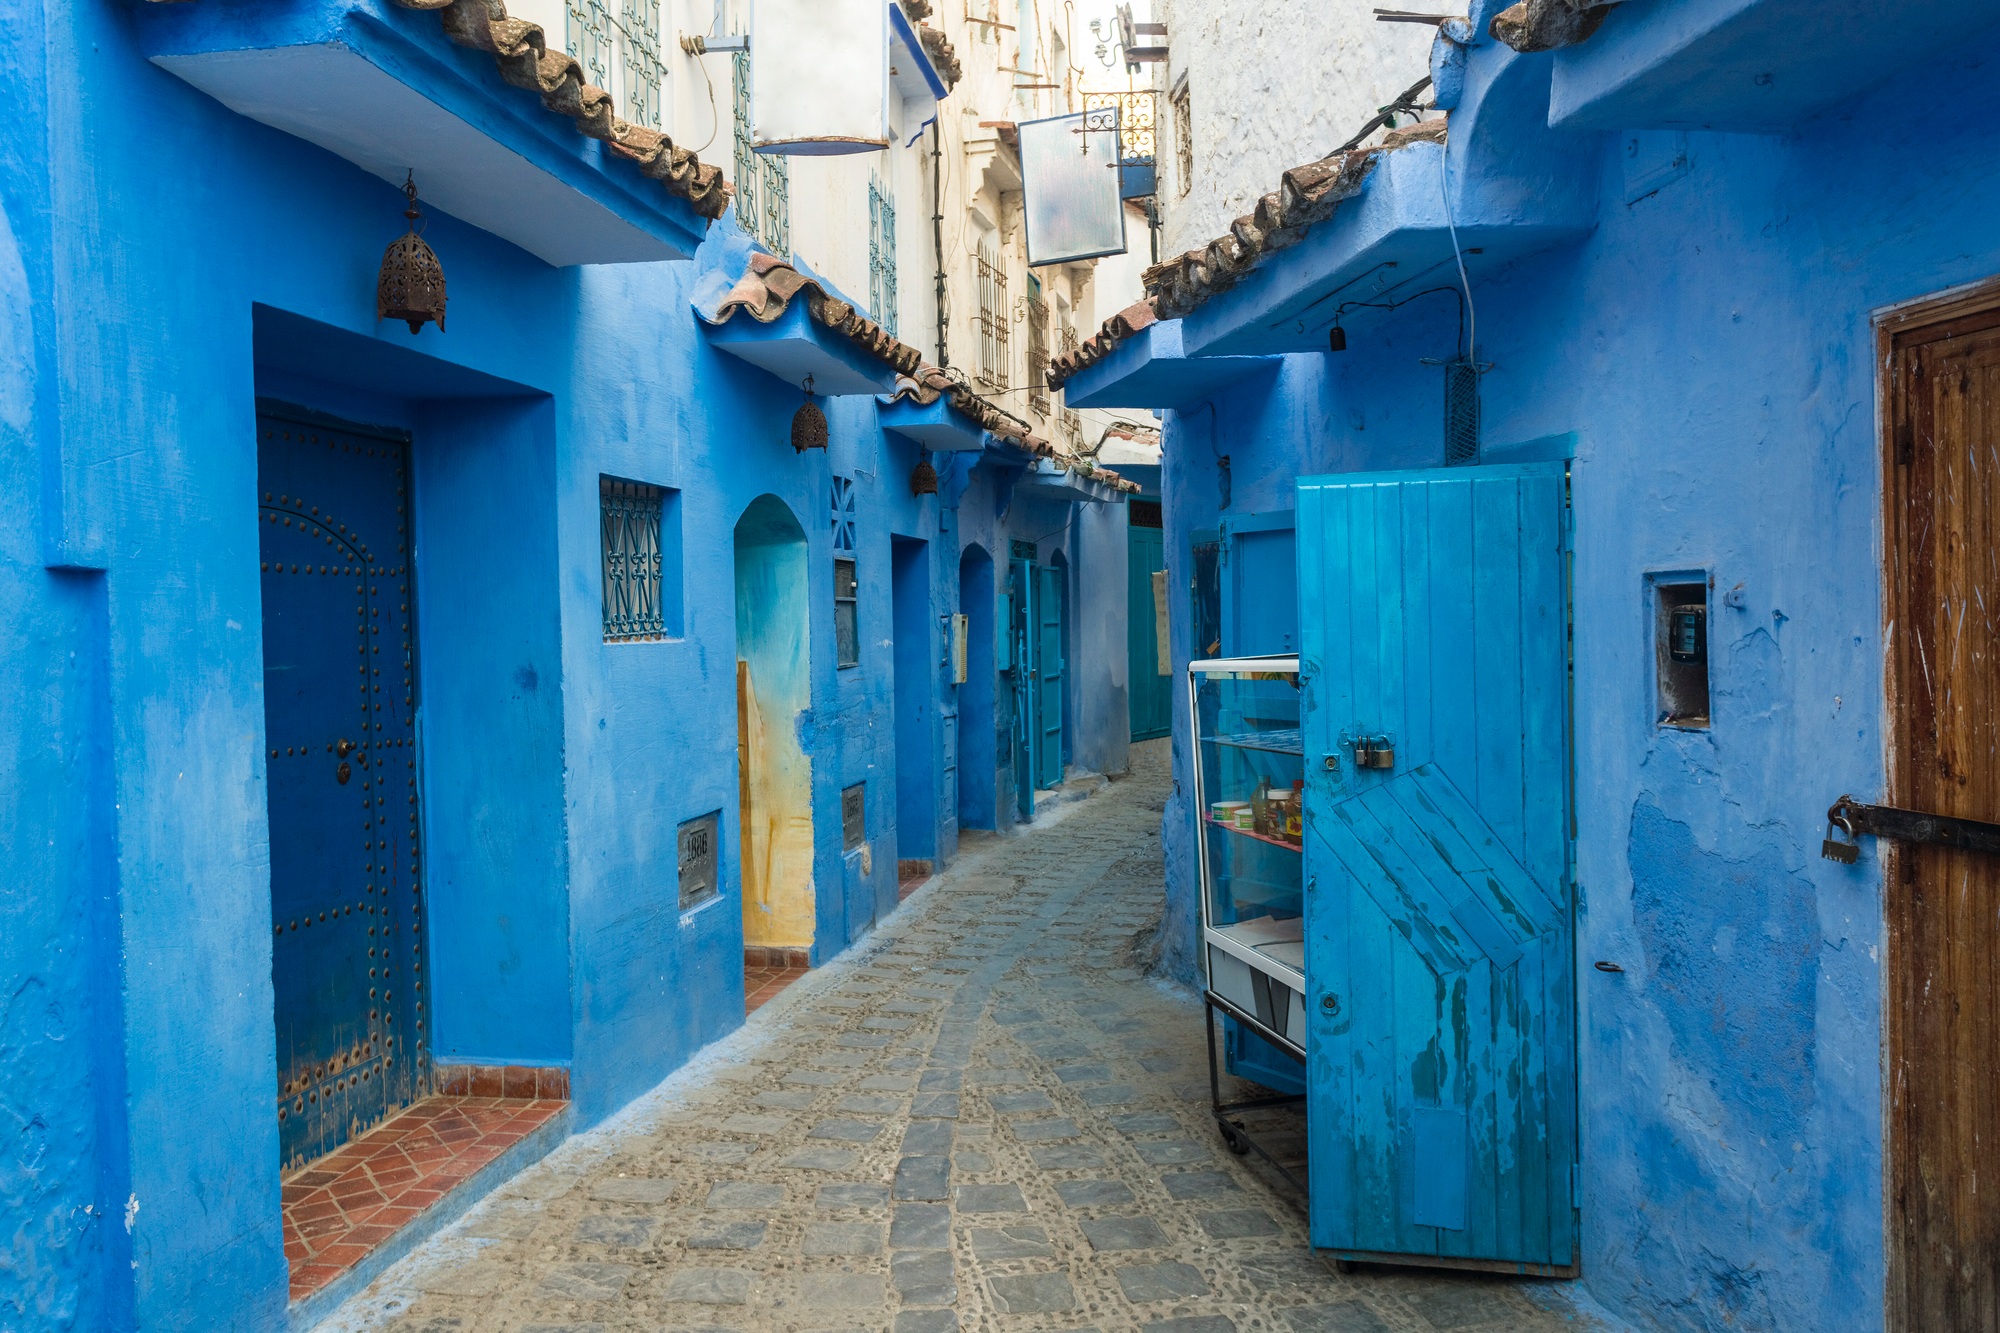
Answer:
[{"xmin": 1821, "ymin": 795, "xmax": 2000, "ymax": 862}]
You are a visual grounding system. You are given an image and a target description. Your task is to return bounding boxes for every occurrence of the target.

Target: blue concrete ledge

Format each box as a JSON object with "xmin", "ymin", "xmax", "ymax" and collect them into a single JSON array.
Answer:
[
  {"xmin": 1549, "ymin": 0, "xmax": 1990, "ymax": 132},
  {"xmin": 1061, "ymin": 319, "xmax": 1279, "ymax": 411},
  {"xmin": 877, "ymin": 395, "xmax": 987, "ymax": 452},
  {"xmin": 286, "ymin": 1103, "xmax": 573, "ymax": 1331},
  {"xmin": 702, "ymin": 295, "xmax": 902, "ymax": 397},
  {"xmin": 138, "ymin": 0, "xmax": 713, "ymax": 265}
]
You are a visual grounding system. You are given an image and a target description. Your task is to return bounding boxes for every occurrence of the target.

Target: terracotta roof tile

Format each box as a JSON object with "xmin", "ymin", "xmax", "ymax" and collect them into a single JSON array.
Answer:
[
  {"xmin": 1048, "ymin": 131, "xmax": 1457, "ymax": 391},
  {"xmin": 1488, "ymin": 0, "xmax": 1617, "ymax": 53},
  {"xmin": 390, "ymin": 0, "xmax": 731, "ymax": 219},
  {"xmin": 705, "ymin": 255, "xmax": 1133, "ymax": 493}
]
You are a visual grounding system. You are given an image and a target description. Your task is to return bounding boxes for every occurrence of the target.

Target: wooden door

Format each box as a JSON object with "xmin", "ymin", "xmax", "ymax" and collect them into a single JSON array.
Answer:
[
  {"xmin": 1128, "ymin": 522, "xmax": 1172, "ymax": 741},
  {"xmin": 258, "ymin": 407, "xmax": 425, "ymax": 1171},
  {"xmin": 1035, "ymin": 564, "xmax": 1065, "ymax": 791},
  {"xmin": 1885, "ymin": 282, "xmax": 2000, "ymax": 1331},
  {"xmin": 1297, "ymin": 462, "xmax": 1575, "ymax": 1271}
]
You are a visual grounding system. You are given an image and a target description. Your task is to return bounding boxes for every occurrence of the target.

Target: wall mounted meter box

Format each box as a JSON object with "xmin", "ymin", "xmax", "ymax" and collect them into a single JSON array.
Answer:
[{"xmin": 1188, "ymin": 656, "xmax": 1305, "ymax": 1058}]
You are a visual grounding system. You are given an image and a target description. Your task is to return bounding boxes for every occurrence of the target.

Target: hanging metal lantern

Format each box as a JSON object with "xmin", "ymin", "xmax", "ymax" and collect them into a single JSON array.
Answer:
[
  {"xmin": 910, "ymin": 454, "xmax": 939, "ymax": 496},
  {"xmin": 377, "ymin": 172, "xmax": 446, "ymax": 335},
  {"xmin": 791, "ymin": 375, "xmax": 828, "ymax": 452}
]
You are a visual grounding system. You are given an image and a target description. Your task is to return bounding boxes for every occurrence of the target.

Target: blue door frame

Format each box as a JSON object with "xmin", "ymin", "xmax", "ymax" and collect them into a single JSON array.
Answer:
[
  {"xmin": 1297, "ymin": 461, "xmax": 1576, "ymax": 1272},
  {"xmin": 258, "ymin": 404, "xmax": 427, "ymax": 1171},
  {"xmin": 1008, "ymin": 554, "xmax": 1035, "ymax": 821}
]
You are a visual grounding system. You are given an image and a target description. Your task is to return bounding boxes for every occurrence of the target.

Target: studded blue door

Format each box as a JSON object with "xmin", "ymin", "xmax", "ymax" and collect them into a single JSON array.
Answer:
[
  {"xmin": 1297, "ymin": 462, "xmax": 1575, "ymax": 1271},
  {"xmin": 259, "ymin": 407, "xmax": 427, "ymax": 1171}
]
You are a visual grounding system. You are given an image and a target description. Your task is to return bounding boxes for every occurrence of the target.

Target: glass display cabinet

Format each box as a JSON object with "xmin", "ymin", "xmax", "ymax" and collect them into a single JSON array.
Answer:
[{"xmin": 1189, "ymin": 656, "xmax": 1306, "ymax": 1061}]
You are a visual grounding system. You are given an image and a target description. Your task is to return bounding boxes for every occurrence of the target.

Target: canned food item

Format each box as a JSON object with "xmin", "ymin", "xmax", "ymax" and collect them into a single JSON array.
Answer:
[{"xmin": 1212, "ymin": 801, "xmax": 1251, "ymax": 829}]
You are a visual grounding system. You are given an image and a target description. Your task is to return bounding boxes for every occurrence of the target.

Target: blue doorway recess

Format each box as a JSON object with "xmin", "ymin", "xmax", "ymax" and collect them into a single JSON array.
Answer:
[
  {"xmin": 258, "ymin": 405, "xmax": 427, "ymax": 1171},
  {"xmin": 1297, "ymin": 462, "xmax": 1576, "ymax": 1272},
  {"xmin": 1127, "ymin": 519, "xmax": 1170, "ymax": 741},
  {"xmin": 891, "ymin": 536, "xmax": 936, "ymax": 878}
]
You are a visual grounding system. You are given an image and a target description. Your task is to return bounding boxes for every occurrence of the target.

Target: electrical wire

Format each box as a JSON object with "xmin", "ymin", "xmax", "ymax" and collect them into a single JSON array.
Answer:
[
  {"xmin": 1439, "ymin": 140, "xmax": 1475, "ymax": 364},
  {"xmin": 688, "ymin": 48, "xmax": 721, "ymax": 154},
  {"xmin": 1330, "ymin": 285, "xmax": 1466, "ymax": 360}
]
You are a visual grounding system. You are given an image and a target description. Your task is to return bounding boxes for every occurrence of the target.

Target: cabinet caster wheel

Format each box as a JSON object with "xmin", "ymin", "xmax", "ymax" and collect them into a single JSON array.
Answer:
[{"xmin": 1219, "ymin": 1124, "xmax": 1250, "ymax": 1155}]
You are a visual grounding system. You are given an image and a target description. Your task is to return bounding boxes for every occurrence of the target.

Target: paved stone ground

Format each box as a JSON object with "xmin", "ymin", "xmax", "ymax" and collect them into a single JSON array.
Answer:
[{"xmin": 323, "ymin": 742, "xmax": 1606, "ymax": 1333}]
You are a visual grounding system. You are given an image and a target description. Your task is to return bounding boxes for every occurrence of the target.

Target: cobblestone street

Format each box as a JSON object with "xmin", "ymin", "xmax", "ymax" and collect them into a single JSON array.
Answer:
[{"xmin": 324, "ymin": 744, "xmax": 1583, "ymax": 1333}]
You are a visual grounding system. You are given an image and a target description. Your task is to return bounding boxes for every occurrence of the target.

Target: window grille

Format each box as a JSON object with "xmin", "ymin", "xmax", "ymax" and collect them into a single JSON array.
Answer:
[
  {"xmin": 1083, "ymin": 90, "xmax": 1158, "ymax": 196},
  {"xmin": 1171, "ymin": 83, "xmax": 1193, "ymax": 198},
  {"xmin": 732, "ymin": 53, "xmax": 791, "ymax": 256},
  {"xmin": 975, "ymin": 239, "xmax": 1009, "ymax": 390},
  {"xmin": 601, "ymin": 477, "xmax": 666, "ymax": 641},
  {"xmin": 834, "ymin": 557, "xmax": 860, "ymax": 668},
  {"xmin": 869, "ymin": 175, "xmax": 899, "ymax": 336},
  {"xmin": 1026, "ymin": 296, "xmax": 1050, "ymax": 415},
  {"xmin": 565, "ymin": 0, "xmax": 662, "ymax": 128},
  {"xmin": 1443, "ymin": 361, "xmax": 1480, "ymax": 466},
  {"xmin": 1060, "ymin": 407, "xmax": 1083, "ymax": 453},
  {"xmin": 830, "ymin": 475, "xmax": 857, "ymax": 552}
]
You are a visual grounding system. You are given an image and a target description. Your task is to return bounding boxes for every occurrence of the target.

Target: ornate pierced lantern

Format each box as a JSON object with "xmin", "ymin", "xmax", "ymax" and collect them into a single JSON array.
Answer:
[
  {"xmin": 791, "ymin": 375, "xmax": 828, "ymax": 452},
  {"xmin": 910, "ymin": 454, "xmax": 938, "ymax": 496},
  {"xmin": 377, "ymin": 172, "xmax": 446, "ymax": 334}
]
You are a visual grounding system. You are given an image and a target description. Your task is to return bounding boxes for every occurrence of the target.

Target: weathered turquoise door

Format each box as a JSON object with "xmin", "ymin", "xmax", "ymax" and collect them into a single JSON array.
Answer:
[
  {"xmin": 1009, "ymin": 556, "xmax": 1035, "ymax": 821},
  {"xmin": 1127, "ymin": 523, "xmax": 1171, "ymax": 741},
  {"xmin": 1034, "ymin": 564, "xmax": 1065, "ymax": 791},
  {"xmin": 1297, "ymin": 462, "xmax": 1575, "ymax": 1272}
]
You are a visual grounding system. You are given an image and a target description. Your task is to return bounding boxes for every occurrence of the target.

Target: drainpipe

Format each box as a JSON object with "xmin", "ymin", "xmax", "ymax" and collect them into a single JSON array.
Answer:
[{"xmin": 932, "ymin": 119, "xmax": 949, "ymax": 368}]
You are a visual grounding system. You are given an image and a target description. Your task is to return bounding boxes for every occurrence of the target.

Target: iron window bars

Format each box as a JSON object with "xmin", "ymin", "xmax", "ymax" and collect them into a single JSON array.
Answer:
[
  {"xmin": 869, "ymin": 174, "xmax": 899, "ymax": 337},
  {"xmin": 1027, "ymin": 295, "xmax": 1051, "ymax": 415},
  {"xmin": 732, "ymin": 52, "xmax": 791, "ymax": 256},
  {"xmin": 975, "ymin": 239, "xmax": 1010, "ymax": 390},
  {"xmin": 566, "ymin": 0, "xmax": 664, "ymax": 128},
  {"xmin": 1171, "ymin": 82, "xmax": 1193, "ymax": 198},
  {"xmin": 601, "ymin": 477, "xmax": 666, "ymax": 641}
]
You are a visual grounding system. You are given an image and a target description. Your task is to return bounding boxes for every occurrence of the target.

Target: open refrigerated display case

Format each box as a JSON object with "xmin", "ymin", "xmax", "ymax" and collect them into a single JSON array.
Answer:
[{"xmin": 1189, "ymin": 655, "xmax": 1306, "ymax": 1183}]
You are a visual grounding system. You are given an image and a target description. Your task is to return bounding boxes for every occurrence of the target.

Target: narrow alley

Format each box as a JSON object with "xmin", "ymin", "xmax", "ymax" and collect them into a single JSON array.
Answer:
[{"xmin": 321, "ymin": 746, "xmax": 1569, "ymax": 1333}]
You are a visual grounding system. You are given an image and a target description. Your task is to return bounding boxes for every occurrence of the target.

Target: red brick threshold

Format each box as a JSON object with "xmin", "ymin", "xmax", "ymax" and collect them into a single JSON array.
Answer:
[
  {"xmin": 746, "ymin": 963, "xmax": 810, "ymax": 1013},
  {"xmin": 284, "ymin": 1094, "xmax": 571, "ymax": 1324}
]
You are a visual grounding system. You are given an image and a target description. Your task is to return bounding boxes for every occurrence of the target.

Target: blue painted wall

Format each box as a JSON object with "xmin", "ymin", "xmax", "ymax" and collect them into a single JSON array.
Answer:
[
  {"xmin": 0, "ymin": 0, "xmax": 1132, "ymax": 1324},
  {"xmin": 1152, "ymin": 28, "xmax": 2000, "ymax": 1332}
]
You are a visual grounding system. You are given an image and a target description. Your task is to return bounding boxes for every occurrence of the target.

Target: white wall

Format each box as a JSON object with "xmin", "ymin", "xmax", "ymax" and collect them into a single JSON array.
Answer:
[{"xmin": 1154, "ymin": 0, "xmax": 1434, "ymax": 257}]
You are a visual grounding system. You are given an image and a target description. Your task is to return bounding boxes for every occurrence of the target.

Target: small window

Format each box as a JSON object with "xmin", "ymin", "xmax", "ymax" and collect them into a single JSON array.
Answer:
[
  {"xmin": 1652, "ymin": 577, "xmax": 1711, "ymax": 729},
  {"xmin": 677, "ymin": 811, "xmax": 720, "ymax": 911},
  {"xmin": 1171, "ymin": 81, "xmax": 1193, "ymax": 198},
  {"xmin": 841, "ymin": 783, "xmax": 866, "ymax": 851},
  {"xmin": 835, "ymin": 556, "xmax": 860, "ymax": 668},
  {"xmin": 601, "ymin": 477, "xmax": 681, "ymax": 641}
]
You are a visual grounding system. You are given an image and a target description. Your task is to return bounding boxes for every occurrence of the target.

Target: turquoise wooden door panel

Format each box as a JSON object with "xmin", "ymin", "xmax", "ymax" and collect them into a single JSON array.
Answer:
[
  {"xmin": 1034, "ymin": 564, "xmax": 1065, "ymax": 791},
  {"xmin": 1009, "ymin": 558, "xmax": 1035, "ymax": 820},
  {"xmin": 1297, "ymin": 462, "xmax": 1574, "ymax": 1271},
  {"xmin": 1127, "ymin": 524, "xmax": 1171, "ymax": 741}
]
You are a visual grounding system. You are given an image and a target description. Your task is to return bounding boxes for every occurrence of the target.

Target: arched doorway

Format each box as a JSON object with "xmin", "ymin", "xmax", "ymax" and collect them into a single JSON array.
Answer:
[
  {"xmin": 957, "ymin": 544, "xmax": 996, "ymax": 829},
  {"xmin": 733, "ymin": 496, "xmax": 814, "ymax": 983}
]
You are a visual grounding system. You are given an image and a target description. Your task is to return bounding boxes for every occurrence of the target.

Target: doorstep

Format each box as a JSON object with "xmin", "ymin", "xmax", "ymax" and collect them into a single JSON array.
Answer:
[{"xmin": 284, "ymin": 1093, "xmax": 571, "ymax": 1327}]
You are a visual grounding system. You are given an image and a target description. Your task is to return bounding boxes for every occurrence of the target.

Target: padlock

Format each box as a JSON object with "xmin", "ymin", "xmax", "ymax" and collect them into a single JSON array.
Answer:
[{"xmin": 1821, "ymin": 815, "xmax": 1858, "ymax": 864}]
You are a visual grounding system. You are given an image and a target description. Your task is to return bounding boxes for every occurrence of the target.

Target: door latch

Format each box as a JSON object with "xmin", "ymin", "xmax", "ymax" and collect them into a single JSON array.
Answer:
[{"xmin": 1821, "ymin": 794, "xmax": 2000, "ymax": 861}]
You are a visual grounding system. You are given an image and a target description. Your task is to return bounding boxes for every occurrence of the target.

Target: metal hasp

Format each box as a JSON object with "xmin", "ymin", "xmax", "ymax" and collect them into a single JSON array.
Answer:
[{"xmin": 1822, "ymin": 795, "xmax": 2000, "ymax": 862}]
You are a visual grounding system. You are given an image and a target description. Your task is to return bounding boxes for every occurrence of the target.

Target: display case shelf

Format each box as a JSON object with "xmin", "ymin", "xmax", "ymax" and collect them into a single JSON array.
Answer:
[{"xmin": 1204, "ymin": 815, "xmax": 1302, "ymax": 852}]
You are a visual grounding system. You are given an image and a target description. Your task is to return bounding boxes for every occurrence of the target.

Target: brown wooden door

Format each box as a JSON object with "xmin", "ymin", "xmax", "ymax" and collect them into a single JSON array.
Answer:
[{"xmin": 1886, "ymin": 281, "xmax": 2000, "ymax": 1331}]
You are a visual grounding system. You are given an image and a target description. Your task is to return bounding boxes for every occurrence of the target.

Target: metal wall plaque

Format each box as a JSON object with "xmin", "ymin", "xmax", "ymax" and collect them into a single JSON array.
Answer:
[
  {"xmin": 1019, "ymin": 109, "xmax": 1128, "ymax": 267},
  {"xmin": 841, "ymin": 782, "xmax": 866, "ymax": 851},
  {"xmin": 678, "ymin": 811, "xmax": 721, "ymax": 910}
]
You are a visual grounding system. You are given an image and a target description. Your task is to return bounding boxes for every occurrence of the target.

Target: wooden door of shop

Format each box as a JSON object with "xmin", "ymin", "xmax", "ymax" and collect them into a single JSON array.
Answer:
[
  {"xmin": 258, "ymin": 407, "xmax": 426, "ymax": 1171},
  {"xmin": 1297, "ymin": 461, "xmax": 1575, "ymax": 1272},
  {"xmin": 1885, "ymin": 284, "xmax": 2000, "ymax": 1332}
]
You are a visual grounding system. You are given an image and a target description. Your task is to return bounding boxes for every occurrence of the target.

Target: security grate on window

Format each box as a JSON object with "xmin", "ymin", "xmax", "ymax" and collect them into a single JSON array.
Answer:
[
  {"xmin": 566, "ymin": 0, "xmax": 662, "ymax": 128},
  {"xmin": 730, "ymin": 53, "xmax": 790, "ymax": 256},
  {"xmin": 1026, "ymin": 296, "xmax": 1050, "ymax": 415},
  {"xmin": 601, "ymin": 477, "xmax": 666, "ymax": 640},
  {"xmin": 975, "ymin": 239, "xmax": 1010, "ymax": 390},
  {"xmin": 869, "ymin": 174, "xmax": 899, "ymax": 337},
  {"xmin": 1443, "ymin": 360, "xmax": 1480, "ymax": 466},
  {"xmin": 1171, "ymin": 83, "xmax": 1193, "ymax": 199}
]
